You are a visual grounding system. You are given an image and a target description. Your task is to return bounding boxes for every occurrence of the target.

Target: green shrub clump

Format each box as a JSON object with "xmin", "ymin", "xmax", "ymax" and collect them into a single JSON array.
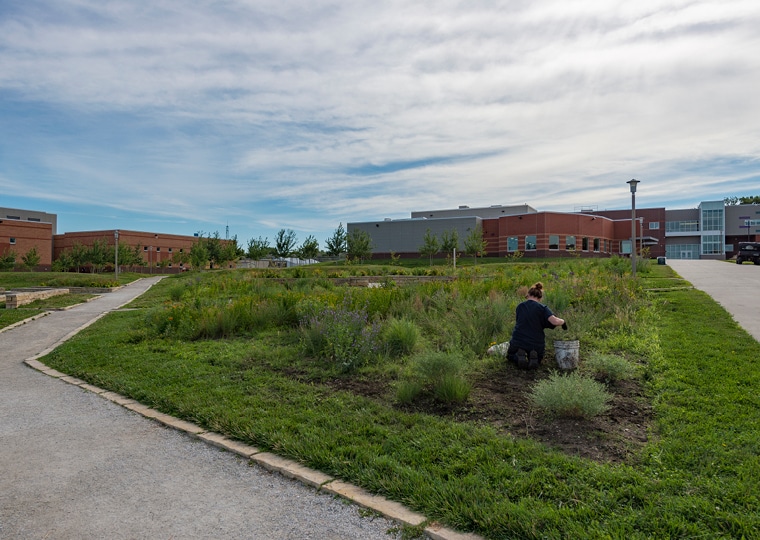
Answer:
[
  {"xmin": 382, "ymin": 317, "xmax": 420, "ymax": 357},
  {"xmin": 299, "ymin": 300, "xmax": 381, "ymax": 372},
  {"xmin": 529, "ymin": 371, "xmax": 611, "ymax": 418},
  {"xmin": 396, "ymin": 351, "xmax": 471, "ymax": 405},
  {"xmin": 583, "ymin": 352, "xmax": 637, "ymax": 382}
]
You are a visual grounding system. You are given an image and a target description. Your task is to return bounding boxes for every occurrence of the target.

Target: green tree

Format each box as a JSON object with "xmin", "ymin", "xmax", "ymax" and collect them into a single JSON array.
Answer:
[
  {"xmin": 346, "ymin": 229, "xmax": 373, "ymax": 263},
  {"xmin": 117, "ymin": 242, "xmax": 143, "ymax": 269},
  {"xmin": 70, "ymin": 242, "xmax": 88, "ymax": 273},
  {"xmin": 52, "ymin": 250, "xmax": 73, "ymax": 272},
  {"xmin": 725, "ymin": 195, "xmax": 760, "ymax": 205},
  {"xmin": 206, "ymin": 232, "xmax": 224, "ymax": 268},
  {"xmin": 246, "ymin": 236, "xmax": 271, "ymax": 260},
  {"xmin": 440, "ymin": 228, "xmax": 460, "ymax": 255},
  {"xmin": 87, "ymin": 239, "xmax": 112, "ymax": 273},
  {"xmin": 219, "ymin": 235, "xmax": 241, "ymax": 266},
  {"xmin": 298, "ymin": 234, "xmax": 320, "ymax": 260},
  {"xmin": 190, "ymin": 240, "xmax": 209, "ymax": 270},
  {"xmin": 464, "ymin": 224, "xmax": 488, "ymax": 263},
  {"xmin": 274, "ymin": 229, "xmax": 298, "ymax": 258},
  {"xmin": 21, "ymin": 246, "xmax": 41, "ymax": 271},
  {"xmin": 0, "ymin": 250, "xmax": 16, "ymax": 271},
  {"xmin": 419, "ymin": 228, "xmax": 440, "ymax": 265},
  {"xmin": 325, "ymin": 223, "xmax": 347, "ymax": 257}
]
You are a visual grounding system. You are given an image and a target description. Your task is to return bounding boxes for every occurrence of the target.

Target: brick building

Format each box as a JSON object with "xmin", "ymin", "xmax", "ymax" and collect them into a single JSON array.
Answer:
[
  {"xmin": 54, "ymin": 230, "xmax": 202, "ymax": 270},
  {"xmin": 0, "ymin": 218, "xmax": 54, "ymax": 268}
]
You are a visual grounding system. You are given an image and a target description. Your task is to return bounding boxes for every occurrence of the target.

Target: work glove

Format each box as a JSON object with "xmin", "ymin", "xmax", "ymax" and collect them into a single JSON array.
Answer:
[{"xmin": 562, "ymin": 322, "xmax": 568, "ymax": 330}]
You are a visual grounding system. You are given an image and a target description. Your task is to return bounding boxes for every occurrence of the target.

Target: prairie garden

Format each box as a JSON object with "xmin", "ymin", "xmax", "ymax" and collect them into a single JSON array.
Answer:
[{"xmin": 32, "ymin": 258, "xmax": 760, "ymax": 539}]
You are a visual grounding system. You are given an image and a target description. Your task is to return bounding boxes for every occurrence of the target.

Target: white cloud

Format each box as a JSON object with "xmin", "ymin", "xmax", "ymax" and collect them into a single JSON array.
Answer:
[{"xmin": 1, "ymin": 0, "xmax": 760, "ymax": 243}]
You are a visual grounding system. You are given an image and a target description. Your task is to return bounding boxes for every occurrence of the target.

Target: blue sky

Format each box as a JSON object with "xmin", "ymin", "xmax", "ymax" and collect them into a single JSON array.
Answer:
[{"xmin": 2, "ymin": 0, "xmax": 759, "ymax": 250}]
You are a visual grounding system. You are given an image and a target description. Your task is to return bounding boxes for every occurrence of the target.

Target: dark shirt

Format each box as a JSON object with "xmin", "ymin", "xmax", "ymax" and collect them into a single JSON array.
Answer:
[{"xmin": 510, "ymin": 299, "xmax": 555, "ymax": 351}]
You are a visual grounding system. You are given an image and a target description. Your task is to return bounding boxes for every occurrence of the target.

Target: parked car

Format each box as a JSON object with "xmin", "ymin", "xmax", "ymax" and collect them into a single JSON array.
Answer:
[{"xmin": 736, "ymin": 242, "xmax": 760, "ymax": 265}]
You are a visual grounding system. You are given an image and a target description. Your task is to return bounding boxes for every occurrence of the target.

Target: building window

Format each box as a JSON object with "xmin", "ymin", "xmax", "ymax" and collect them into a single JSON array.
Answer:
[
  {"xmin": 9, "ymin": 237, "xmax": 16, "ymax": 244},
  {"xmin": 525, "ymin": 235, "xmax": 537, "ymax": 250},
  {"xmin": 179, "ymin": 248, "xmax": 184, "ymax": 253},
  {"xmin": 27, "ymin": 217, "xmax": 41, "ymax": 222},
  {"xmin": 144, "ymin": 246, "xmax": 148, "ymax": 251},
  {"xmin": 666, "ymin": 220, "xmax": 699, "ymax": 232},
  {"xmin": 548, "ymin": 235, "xmax": 559, "ymax": 250},
  {"xmin": 649, "ymin": 222, "xmax": 660, "ymax": 230},
  {"xmin": 621, "ymin": 240, "xmax": 631, "ymax": 254},
  {"xmin": 507, "ymin": 237, "xmax": 518, "ymax": 252},
  {"xmin": 666, "ymin": 244, "xmax": 700, "ymax": 259},
  {"xmin": 168, "ymin": 248, "xmax": 173, "ymax": 253},
  {"xmin": 156, "ymin": 247, "xmax": 161, "ymax": 252},
  {"xmin": 7, "ymin": 215, "xmax": 20, "ymax": 220},
  {"xmin": 566, "ymin": 236, "xmax": 576, "ymax": 250},
  {"xmin": 701, "ymin": 202, "xmax": 724, "ymax": 232},
  {"xmin": 593, "ymin": 238, "xmax": 600, "ymax": 252},
  {"xmin": 582, "ymin": 237, "xmax": 589, "ymax": 251},
  {"xmin": 702, "ymin": 234, "xmax": 723, "ymax": 255}
]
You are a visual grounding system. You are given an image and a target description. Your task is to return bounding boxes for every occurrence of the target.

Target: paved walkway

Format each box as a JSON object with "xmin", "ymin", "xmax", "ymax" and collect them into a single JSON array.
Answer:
[
  {"xmin": 666, "ymin": 259, "xmax": 760, "ymax": 343},
  {"xmin": 1, "ymin": 278, "xmax": 472, "ymax": 540}
]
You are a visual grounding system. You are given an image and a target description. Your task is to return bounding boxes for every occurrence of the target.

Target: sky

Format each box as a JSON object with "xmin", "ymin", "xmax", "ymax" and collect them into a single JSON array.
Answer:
[{"xmin": 2, "ymin": 0, "xmax": 760, "ymax": 250}]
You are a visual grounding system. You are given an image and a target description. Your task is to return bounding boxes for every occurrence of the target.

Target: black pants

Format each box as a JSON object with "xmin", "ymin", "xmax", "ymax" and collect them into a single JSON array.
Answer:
[{"xmin": 506, "ymin": 343, "xmax": 545, "ymax": 365}]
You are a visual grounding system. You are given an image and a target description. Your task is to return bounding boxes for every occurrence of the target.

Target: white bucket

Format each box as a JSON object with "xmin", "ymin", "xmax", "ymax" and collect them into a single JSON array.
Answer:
[{"xmin": 554, "ymin": 340, "xmax": 580, "ymax": 370}]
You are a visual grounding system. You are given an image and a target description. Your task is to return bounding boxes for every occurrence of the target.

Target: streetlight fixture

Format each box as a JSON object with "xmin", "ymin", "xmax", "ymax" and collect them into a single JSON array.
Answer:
[
  {"xmin": 114, "ymin": 230, "xmax": 119, "ymax": 279},
  {"xmin": 627, "ymin": 179, "xmax": 640, "ymax": 278}
]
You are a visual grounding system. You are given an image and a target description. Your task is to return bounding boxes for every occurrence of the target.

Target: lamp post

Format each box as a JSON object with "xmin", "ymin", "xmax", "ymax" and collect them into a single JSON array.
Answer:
[
  {"xmin": 114, "ymin": 230, "xmax": 119, "ymax": 279},
  {"xmin": 627, "ymin": 179, "xmax": 640, "ymax": 278}
]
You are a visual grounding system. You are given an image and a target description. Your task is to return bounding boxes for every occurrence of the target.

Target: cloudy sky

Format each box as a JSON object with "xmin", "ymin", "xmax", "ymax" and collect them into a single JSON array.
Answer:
[{"xmin": 2, "ymin": 0, "xmax": 759, "ymax": 248}]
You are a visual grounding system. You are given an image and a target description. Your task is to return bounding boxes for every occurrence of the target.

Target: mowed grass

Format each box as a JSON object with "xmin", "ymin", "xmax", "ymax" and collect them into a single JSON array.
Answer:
[{"xmin": 40, "ymin": 263, "xmax": 760, "ymax": 539}]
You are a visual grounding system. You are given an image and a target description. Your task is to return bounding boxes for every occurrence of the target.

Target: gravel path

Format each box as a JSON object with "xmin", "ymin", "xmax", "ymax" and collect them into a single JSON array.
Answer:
[{"xmin": 0, "ymin": 278, "xmax": 403, "ymax": 540}]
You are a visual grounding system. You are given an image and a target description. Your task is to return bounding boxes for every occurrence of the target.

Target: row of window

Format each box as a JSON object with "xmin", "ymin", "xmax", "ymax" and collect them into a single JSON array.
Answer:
[
  {"xmin": 5, "ymin": 215, "xmax": 41, "ymax": 222},
  {"xmin": 143, "ymin": 247, "xmax": 184, "ymax": 253},
  {"xmin": 506, "ymin": 235, "xmax": 614, "ymax": 252}
]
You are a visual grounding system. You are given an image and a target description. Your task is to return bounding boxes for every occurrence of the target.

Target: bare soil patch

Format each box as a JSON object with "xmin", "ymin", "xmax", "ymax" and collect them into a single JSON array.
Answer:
[{"xmin": 324, "ymin": 361, "xmax": 653, "ymax": 464}]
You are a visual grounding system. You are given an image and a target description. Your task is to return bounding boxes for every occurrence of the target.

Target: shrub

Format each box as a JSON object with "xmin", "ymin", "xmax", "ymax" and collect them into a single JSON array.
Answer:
[
  {"xmin": 168, "ymin": 284, "xmax": 185, "ymax": 302},
  {"xmin": 433, "ymin": 374, "xmax": 471, "ymax": 404},
  {"xmin": 399, "ymin": 351, "xmax": 471, "ymax": 405},
  {"xmin": 299, "ymin": 299, "xmax": 381, "ymax": 372},
  {"xmin": 583, "ymin": 352, "xmax": 637, "ymax": 382},
  {"xmin": 382, "ymin": 317, "xmax": 421, "ymax": 357},
  {"xmin": 395, "ymin": 380, "xmax": 423, "ymax": 404},
  {"xmin": 529, "ymin": 371, "xmax": 611, "ymax": 418}
]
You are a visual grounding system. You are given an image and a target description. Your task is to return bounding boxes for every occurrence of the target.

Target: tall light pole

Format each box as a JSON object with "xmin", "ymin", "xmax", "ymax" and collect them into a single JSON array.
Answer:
[
  {"xmin": 114, "ymin": 230, "xmax": 119, "ymax": 279},
  {"xmin": 627, "ymin": 179, "xmax": 640, "ymax": 278}
]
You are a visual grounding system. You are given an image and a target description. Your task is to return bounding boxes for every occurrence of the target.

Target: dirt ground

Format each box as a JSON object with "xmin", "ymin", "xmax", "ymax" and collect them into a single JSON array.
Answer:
[{"xmin": 327, "ymin": 361, "xmax": 653, "ymax": 465}]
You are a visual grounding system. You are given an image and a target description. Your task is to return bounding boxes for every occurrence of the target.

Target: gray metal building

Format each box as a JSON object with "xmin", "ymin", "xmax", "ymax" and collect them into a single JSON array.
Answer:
[{"xmin": 348, "ymin": 216, "xmax": 481, "ymax": 256}]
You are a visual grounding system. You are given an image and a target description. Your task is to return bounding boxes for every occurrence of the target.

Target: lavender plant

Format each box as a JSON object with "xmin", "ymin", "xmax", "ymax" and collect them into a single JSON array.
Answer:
[{"xmin": 299, "ymin": 299, "xmax": 381, "ymax": 372}]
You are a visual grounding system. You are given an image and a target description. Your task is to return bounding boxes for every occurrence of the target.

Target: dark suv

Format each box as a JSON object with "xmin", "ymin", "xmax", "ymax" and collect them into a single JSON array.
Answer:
[{"xmin": 736, "ymin": 242, "xmax": 760, "ymax": 265}]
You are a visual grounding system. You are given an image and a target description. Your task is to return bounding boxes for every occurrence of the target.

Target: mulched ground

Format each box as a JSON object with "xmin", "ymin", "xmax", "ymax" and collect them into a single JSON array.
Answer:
[{"xmin": 325, "ymin": 360, "xmax": 653, "ymax": 465}]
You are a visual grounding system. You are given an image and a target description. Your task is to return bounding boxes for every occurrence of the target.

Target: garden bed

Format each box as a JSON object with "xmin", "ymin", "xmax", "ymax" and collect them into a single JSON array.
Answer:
[{"xmin": 305, "ymin": 363, "xmax": 652, "ymax": 464}]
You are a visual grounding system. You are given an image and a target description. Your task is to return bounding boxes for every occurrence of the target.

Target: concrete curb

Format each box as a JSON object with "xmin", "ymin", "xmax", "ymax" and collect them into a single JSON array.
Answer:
[
  {"xmin": 0, "ymin": 311, "xmax": 52, "ymax": 334},
  {"xmin": 23, "ymin": 356, "xmax": 485, "ymax": 540}
]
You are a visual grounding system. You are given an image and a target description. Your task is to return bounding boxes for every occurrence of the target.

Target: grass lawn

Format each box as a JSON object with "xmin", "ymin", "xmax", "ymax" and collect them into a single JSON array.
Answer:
[
  {"xmin": 39, "ymin": 261, "xmax": 760, "ymax": 539},
  {"xmin": 0, "ymin": 271, "xmax": 140, "ymax": 289}
]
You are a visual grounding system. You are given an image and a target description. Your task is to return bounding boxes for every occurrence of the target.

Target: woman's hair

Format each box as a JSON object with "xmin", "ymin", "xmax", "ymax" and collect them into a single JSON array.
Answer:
[{"xmin": 527, "ymin": 282, "xmax": 544, "ymax": 299}]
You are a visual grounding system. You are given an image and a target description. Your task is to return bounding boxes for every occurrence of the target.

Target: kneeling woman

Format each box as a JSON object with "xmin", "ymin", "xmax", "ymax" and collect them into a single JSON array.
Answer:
[{"xmin": 507, "ymin": 282, "xmax": 565, "ymax": 369}]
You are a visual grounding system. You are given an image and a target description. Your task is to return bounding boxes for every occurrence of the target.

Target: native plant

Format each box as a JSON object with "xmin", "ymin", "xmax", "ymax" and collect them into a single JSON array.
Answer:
[
  {"xmin": 583, "ymin": 352, "xmax": 637, "ymax": 383},
  {"xmin": 396, "ymin": 350, "xmax": 471, "ymax": 405},
  {"xmin": 529, "ymin": 371, "xmax": 611, "ymax": 418},
  {"xmin": 299, "ymin": 298, "xmax": 381, "ymax": 372}
]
